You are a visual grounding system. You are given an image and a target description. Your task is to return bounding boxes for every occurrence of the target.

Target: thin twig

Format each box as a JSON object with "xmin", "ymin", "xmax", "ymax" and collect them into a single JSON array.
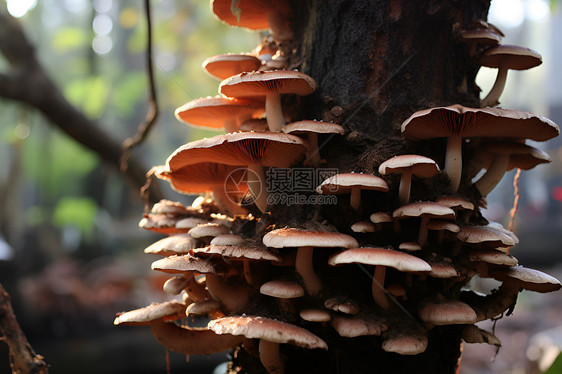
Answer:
[
  {"xmin": 507, "ymin": 168, "xmax": 521, "ymax": 254},
  {"xmin": 0, "ymin": 282, "xmax": 49, "ymax": 374},
  {"xmin": 121, "ymin": 0, "xmax": 159, "ymax": 172}
]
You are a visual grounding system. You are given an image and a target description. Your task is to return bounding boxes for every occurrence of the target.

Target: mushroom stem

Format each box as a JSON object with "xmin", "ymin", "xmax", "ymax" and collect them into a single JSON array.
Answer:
[
  {"xmin": 151, "ymin": 319, "xmax": 242, "ymax": 355},
  {"xmin": 307, "ymin": 133, "xmax": 322, "ymax": 167},
  {"xmin": 372, "ymin": 266, "xmax": 390, "ymax": 309},
  {"xmin": 259, "ymin": 340, "xmax": 283, "ymax": 374},
  {"xmin": 481, "ymin": 66, "xmax": 508, "ymax": 108},
  {"xmin": 445, "ymin": 135, "xmax": 463, "ymax": 192},
  {"xmin": 222, "ymin": 118, "xmax": 239, "ymax": 134},
  {"xmin": 398, "ymin": 172, "xmax": 412, "ymax": 205},
  {"xmin": 206, "ymin": 274, "xmax": 249, "ymax": 312},
  {"xmin": 265, "ymin": 92, "xmax": 285, "ymax": 132},
  {"xmin": 418, "ymin": 216, "xmax": 431, "ymax": 247},
  {"xmin": 473, "ymin": 153, "xmax": 510, "ymax": 197},
  {"xmin": 243, "ymin": 260, "xmax": 254, "ymax": 284},
  {"xmin": 295, "ymin": 246, "xmax": 322, "ymax": 295},
  {"xmin": 349, "ymin": 187, "xmax": 361, "ymax": 210},
  {"xmin": 185, "ymin": 275, "xmax": 208, "ymax": 302},
  {"xmin": 212, "ymin": 186, "xmax": 249, "ymax": 216},
  {"xmin": 247, "ymin": 164, "xmax": 269, "ymax": 213}
]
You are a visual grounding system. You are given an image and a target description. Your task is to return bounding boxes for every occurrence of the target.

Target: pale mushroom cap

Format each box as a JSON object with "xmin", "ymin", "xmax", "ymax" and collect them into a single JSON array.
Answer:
[
  {"xmin": 435, "ymin": 196, "xmax": 475, "ymax": 211},
  {"xmin": 427, "ymin": 220, "xmax": 460, "ymax": 233},
  {"xmin": 401, "ymin": 104, "xmax": 559, "ymax": 142},
  {"xmin": 370, "ymin": 212, "xmax": 393, "ymax": 224},
  {"xmin": 260, "ymin": 279, "xmax": 305, "ymax": 298},
  {"xmin": 263, "ymin": 228, "xmax": 359, "ymax": 249},
  {"xmin": 283, "ymin": 120, "xmax": 345, "ymax": 135},
  {"xmin": 114, "ymin": 301, "xmax": 185, "ymax": 325},
  {"xmin": 144, "ymin": 233, "xmax": 198, "ymax": 256},
  {"xmin": 479, "ymin": 45, "xmax": 542, "ymax": 70},
  {"xmin": 208, "ymin": 316, "xmax": 328, "ymax": 350},
  {"xmin": 186, "ymin": 299, "xmax": 222, "ymax": 316},
  {"xmin": 151, "ymin": 254, "xmax": 225, "ymax": 274},
  {"xmin": 330, "ymin": 315, "xmax": 386, "ymax": 337},
  {"xmin": 351, "ymin": 221, "xmax": 376, "ymax": 233},
  {"xmin": 188, "ymin": 223, "xmax": 231, "ymax": 238},
  {"xmin": 460, "ymin": 29, "xmax": 502, "ymax": 45},
  {"xmin": 378, "ymin": 155, "xmax": 440, "ymax": 178},
  {"xmin": 382, "ymin": 332, "xmax": 428, "ymax": 355},
  {"xmin": 220, "ymin": 70, "xmax": 317, "ymax": 98},
  {"xmin": 150, "ymin": 199, "xmax": 193, "ymax": 215},
  {"xmin": 193, "ymin": 243, "xmax": 282, "ymax": 262},
  {"xmin": 481, "ymin": 141, "xmax": 552, "ymax": 171},
  {"xmin": 139, "ymin": 214, "xmax": 182, "ymax": 234},
  {"xmin": 418, "ymin": 300, "xmax": 478, "ymax": 325},
  {"xmin": 461, "ymin": 325, "xmax": 501, "ymax": 346},
  {"xmin": 427, "ymin": 261, "xmax": 460, "ymax": 278},
  {"xmin": 316, "ymin": 173, "xmax": 389, "ymax": 195},
  {"xmin": 490, "ymin": 266, "xmax": 562, "ymax": 293},
  {"xmin": 398, "ymin": 242, "xmax": 422, "ymax": 252},
  {"xmin": 176, "ymin": 217, "xmax": 209, "ymax": 230},
  {"xmin": 456, "ymin": 225, "xmax": 517, "ymax": 247},
  {"xmin": 210, "ymin": 234, "xmax": 246, "ymax": 246},
  {"xmin": 324, "ymin": 297, "xmax": 359, "ymax": 315},
  {"xmin": 202, "ymin": 54, "xmax": 262, "ymax": 80},
  {"xmin": 174, "ymin": 96, "xmax": 264, "ymax": 130},
  {"xmin": 300, "ymin": 309, "xmax": 331, "ymax": 323},
  {"xmin": 328, "ymin": 247, "xmax": 432, "ymax": 273},
  {"xmin": 392, "ymin": 201, "xmax": 456, "ymax": 220},
  {"xmin": 468, "ymin": 249, "xmax": 518, "ymax": 266},
  {"xmin": 164, "ymin": 132, "xmax": 308, "ymax": 171}
]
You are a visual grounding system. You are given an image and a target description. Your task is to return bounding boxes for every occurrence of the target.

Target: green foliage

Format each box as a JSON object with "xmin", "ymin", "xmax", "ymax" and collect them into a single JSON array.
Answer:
[
  {"xmin": 64, "ymin": 76, "xmax": 110, "ymax": 119},
  {"xmin": 52, "ymin": 27, "xmax": 88, "ymax": 53},
  {"xmin": 53, "ymin": 196, "xmax": 98, "ymax": 234},
  {"xmin": 111, "ymin": 72, "xmax": 148, "ymax": 116}
]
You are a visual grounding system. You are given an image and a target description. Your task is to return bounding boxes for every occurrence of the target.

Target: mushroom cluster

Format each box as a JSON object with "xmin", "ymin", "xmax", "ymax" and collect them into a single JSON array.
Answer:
[{"xmin": 115, "ymin": 6, "xmax": 561, "ymax": 374}]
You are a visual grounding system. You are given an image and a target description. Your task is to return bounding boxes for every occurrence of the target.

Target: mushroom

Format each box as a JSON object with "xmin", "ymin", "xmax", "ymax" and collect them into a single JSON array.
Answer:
[
  {"xmin": 300, "ymin": 309, "xmax": 331, "ymax": 323},
  {"xmin": 208, "ymin": 316, "xmax": 328, "ymax": 374},
  {"xmin": 114, "ymin": 301, "xmax": 241, "ymax": 355},
  {"xmin": 163, "ymin": 132, "xmax": 308, "ymax": 213},
  {"xmin": 369, "ymin": 212, "xmax": 393, "ymax": 231},
  {"xmin": 489, "ymin": 266, "xmax": 562, "ymax": 293},
  {"xmin": 329, "ymin": 313, "xmax": 387, "ymax": 337},
  {"xmin": 473, "ymin": 141, "xmax": 551, "ymax": 197},
  {"xmin": 283, "ymin": 120, "xmax": 345, "ymax": 167},
  {"xmin": 219, "ymin": 70, "xmax": 316, "ymax": 132},
  {"xmin": 328, "ymin": 247, "xmax": 431, "ymax": 309},
  {"xmin": 435, "ymin": 196, "xmax": 475, "ymax": 224},
  {"xmin": 262, "ymin": 228, "xmax": 358, "ymax": 295},
  {"xmin": 174, "ymin": 96, "xmax": 264, "ymax": 133},
  {"xmin": 392, "ymin": 201, "xmax": 456, "ymax": 246},
  {"xmin": 378, "ymin": 154, "xmax": 440, "ymax": 205},
  {"xmin": 144, "ymin": 233, "xmax": 198, "ymax": 256},
  {"xmin": 460, "ymin": 28, "xmax": 501, "ymax": 57},
  {"xmin": 479, "ymin": 45, "xmax": 542, "ymax": 107},
  {"xmin": 316, "ymin": 173, "xmax": 389, "ymax": 211},
  {"xmin": 260, "ymin": 279, "xmax": 304, "ymax": 312},
  {"xmin": 461, "ymin": 325, "xmax": 501, "ymax": 346},
  {"xmin": 401, "ymin": 104, "xmax": 559, "ymax": 191},
  {"xmin": 418, "ymin": 299, "xmax": 478, "ymax": 326},
  {"xmin": 202, "ymin": 53, "xmax": 262, "ymax": 81}
]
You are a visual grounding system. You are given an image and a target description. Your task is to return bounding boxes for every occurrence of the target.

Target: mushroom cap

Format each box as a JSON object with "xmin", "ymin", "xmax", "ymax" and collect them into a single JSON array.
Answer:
[
  {"xmin": 208, "ymin": 316, "xmax": 328, "ymax": 350},
  {"xmin": 370, "ymin": 212, "xmax": 393, "ymax": 224},
  {"xmin": 202, "ymin": 54, "xmax": 262, "ymax": 80},
  {"xmin": 193, "ymin": 243, "xmax": 282, "ymax": 262},
  {"xmin": 175, "ymin": 217, "xmax": 209, "ymax": 230},
  {"xmin": 150, "ymin": 199, "xmax": 194, "ymax": 215},
  {"xmin": 328, "ymin": 247, "xmax": 432, "ymax": 273},
  {"xmin": 211, "ymin": 0, "xmax": 290, "ymax": 30},
  {"xmin": 144, "ymin": 233, "xmax": 198, "ymax": 256},
  {"xmin": 139, "ymin": 214, "xmax": 190, "ymax": 235},
  {"xmin": 174, "ymin": 96, "xmax": 264, "ymax": 130},
  {"xmin": 481, "ymin": 141, "xmax": 552, "ymax": 171},
  {"xmin": 210, "ymin": 234, "xmax": 246, "ymax": 246},
  {"xmin": 260, "ymin": 279, "xmax": 305, "ymax": 298},
  {"xmin": 398, "ymin": 242, "xmax": 422, "ymax": 252},
  {"xmin": 188, "ymin": 223, "xmax": 231, "ymax": 238},
  {"xmin": 401, "ymin": 104, "xmax": 559, "ymax": 142},
  {"xmin": 490, "ymin": 266, "xmax": 562, "ymax": 293},
  {"xmin": 351, "ymin": 221, "xmax": 376, "ymax": 233},
  {"xmin": 300, "ymin": 309, "xmax": 331, "ymax": 323},
  {"xmin": 186, "ymin": 299, "xmax": 222, "ymax": 316},
  {"xmin": 392, "ymin": 201, "xmax": 456, "ymax": 221},
  {"xmin": 114, "ymin": 301, "xmax": 185, "ymax": 326},
  {"xmin": 157, "ymin": 163, "xmax": 248, "ymax": 195},
  {"xmin": 219, "ymin": 70, "xmax": 317, "ymax": 98},
  {"xmin": 324, "ymin": 297, "xmax": 359, "ymax": 315},
  {"xmin": 382, "ymin": 331, "xmax": 428, "ymax": 355},
  {"xmin": 461, "ymin": 325, "xmax": 501, "ymax": 346},
  {"xmin": 479, "ymin": 45, "xmax": 542, "ymax": 70},
  {"xmin": 316, "ymin": 173, "xmax": 389, "ymax": 195},
  {"xmin": 330, "ymin": 315, "xmax": 386, "ymax": 337},
  {"xmin": 460, "ymin": 29, "xmax": 502, "ymax": 45},
  {"xmin": 263, "ymin": 228, "xmax": 359, "ymax": 249},
  {"xmin": 427, "ymin": 261, "xmax": 460, "ymax": 278},
  {"xmin": 468, "ymin": 249, "xmax": 518, "ymax": 266},
  {"xmin": 435, "ymin": 196, "xmax": 475, "ymax": 211},
  {"xmin": 283, "ymin": 120, "xmax": 345, "ymax": 135},
  {"xmin": 164, "ymin": 132, "xmax": 308, "ymax": 170},
  {"xmin": 418, "ymin": 300, "xmax": 478, "ymax": 325},
  {"xmin": 426, "ymin": 220, "xmax": 460, "ymax": 233},
  {"xmin": 151, "ymin": 254, "xmax": 226, "ymax": 274},
  {"xmin": 378, "ymin": 155, "xmax": 440, "ymax": 178},
  {"xmin": 456, "ymin": 225, "xmax": 518, "ymax": 248}
]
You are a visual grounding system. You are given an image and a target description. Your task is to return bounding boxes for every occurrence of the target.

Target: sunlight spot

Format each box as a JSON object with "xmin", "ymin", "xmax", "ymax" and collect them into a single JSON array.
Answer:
[{"xmin": 6, "ymin": 0, "xmax": 37, "ymax": 18}]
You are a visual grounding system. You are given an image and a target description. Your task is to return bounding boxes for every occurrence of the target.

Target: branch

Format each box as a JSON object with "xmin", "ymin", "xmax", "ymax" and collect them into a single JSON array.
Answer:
[
  {"xmin": 0, "ymin": 282, "xmax": 49, "ymax": 374},
  {"xmin": 121, "ymin": 0, "xmax": 159, "ymax": 171},
  {"xmin": 0, "ymin": 10, "xmax": 162, "ymax": 203}
]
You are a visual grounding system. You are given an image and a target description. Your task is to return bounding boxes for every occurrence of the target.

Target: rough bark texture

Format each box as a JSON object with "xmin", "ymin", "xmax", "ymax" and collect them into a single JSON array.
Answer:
[{"xmin": 231, "ymin": 1, "xmax": 490, "ymax": 373}]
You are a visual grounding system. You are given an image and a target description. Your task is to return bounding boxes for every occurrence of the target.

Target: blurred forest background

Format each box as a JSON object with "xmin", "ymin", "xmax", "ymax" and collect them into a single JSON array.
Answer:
[{"xmin": 0, "ymin": 0, "xmax": 561, "ymax": 373}]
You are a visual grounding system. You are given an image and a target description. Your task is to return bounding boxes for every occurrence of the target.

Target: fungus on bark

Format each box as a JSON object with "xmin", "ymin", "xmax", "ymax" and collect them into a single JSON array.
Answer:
[{"xmin": 316, "ymin": 173, "xmax": 389, "ymax": 211}]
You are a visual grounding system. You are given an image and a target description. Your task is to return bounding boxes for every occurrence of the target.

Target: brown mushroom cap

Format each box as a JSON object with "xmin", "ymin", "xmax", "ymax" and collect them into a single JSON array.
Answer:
[
  {"xmin": 208, "ymin": 315, "xmax": 328, "ymax": 350},
  {"xmin": 174, "ymin": 96, "xmax": 264, "ymax": 132},
  {"xmin": 151, "ymin": 253, "xmax": 226, "ymax": 275},
  {"xmin": 164, "ymin": 132, "xmax": 307, "ymax": 170},
  {"xmin": 202, "ymin": 54, "xmax": 262, "ymax": 81},
  {"xmin": 456, "ymin": 225, "xmax": 518, "ymax": 248},
  {"xmin": 263, "ymin": 228, "xmax": 359, "ymax": 249},
  {"xmin": 188, "ymin": 223, "xmax": 231, "ymax": 239},
  {"xmin": 330, "ymin": 314, "xmax": 386, "ymax": 337},
  {"xmin": 351, "ymin": 221, "xmax": 376, "ymax": 233},
  {"xmin": 468, "ymin": 249, "xmax": 518, "ymax": 266},
  {"xmin": 393, "ymin": 201, "xmax": 455, "ymax": 221},
  {"xmin": 114, "ymin": 301, "xmax": 185, "ymax": 326},
  {"xmin": 283, "ymin": 120, "xmax": 345, "ymax": 135},
  {"xmin": 220, "ymin": 70, "xmax": 316, "ymax": 98},
  {"xmin": 316, "ymin": 173, "xmax": 390, "ymax": 195},
  {"xmin": 378, "ymin": 155, "xmax": 440, "ymax": 178},
  {"xmin": 490, "ymin": 266, "xmax": 562, "ymax": 293},
  {"xmin": 382, "ymin": 331, "xmax": 428, "ymax": 355},
  {"xmin": 479, "ymin": 45, "xmax": 542, "ymax": 70},
  {"xmin": 300, "ymin": 309, "xmax": 331, "ymax": 323},
  {"xmin": 144, "ymin": 233, "xmax": 198, "ymax": 256},
  {"xmin": 418, "ymin": 300, "xmax": 478, "ymax": 325},
  {"xmin": 461, "ymin": 29, "xmax": 501, "ymax": 45},
  {"xmin": 211, "ymin": 0, "xmax": 290, "ymax": 31},
  {"xmin": 260, "ymin": 279, "xmax": 305, "ymax": 299},
  {"xmin": 328, "ymin": 247, "xmax": 432, "ymax": 273}
]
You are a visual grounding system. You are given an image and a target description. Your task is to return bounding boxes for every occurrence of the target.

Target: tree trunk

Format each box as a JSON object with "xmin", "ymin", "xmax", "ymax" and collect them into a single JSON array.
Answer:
[{"xmin": 233, "ymin": 1, "xmax": 489, "ymax": 373}]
